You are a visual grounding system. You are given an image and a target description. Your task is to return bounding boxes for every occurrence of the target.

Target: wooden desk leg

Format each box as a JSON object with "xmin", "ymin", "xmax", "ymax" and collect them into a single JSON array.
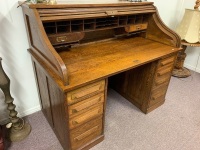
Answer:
[{"xmin": 172, "ymin": 45, "xmax": 191, "ymax": 78}]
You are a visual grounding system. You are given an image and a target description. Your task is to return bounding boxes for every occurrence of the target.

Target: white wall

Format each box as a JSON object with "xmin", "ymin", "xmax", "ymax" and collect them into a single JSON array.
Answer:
[
  {"xmin": 0, "ymin": 1, "xmax": 40, "ymax": 124},
  {"xmin": 182, "ymin": 0, "xmax": 200, "ymax": 72},
  {"xmin": 0, "ymin": 0, "xmax": 199, "ymax": 124}
]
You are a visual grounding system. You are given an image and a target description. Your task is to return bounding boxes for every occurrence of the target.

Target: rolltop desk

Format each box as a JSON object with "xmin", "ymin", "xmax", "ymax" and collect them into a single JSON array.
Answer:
[{"xmin": 19, "ymin": 1, "xmax": 181, "ymax": 149}]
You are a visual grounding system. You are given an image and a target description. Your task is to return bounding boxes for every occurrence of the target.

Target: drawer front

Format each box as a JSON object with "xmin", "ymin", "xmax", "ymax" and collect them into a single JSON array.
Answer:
[
  {"xmin": 150, "ymin": 84, "xmax": 168, "ymax": 106},
  {"xmin": 68, "ymin": 93, "xmax": 104, "ymax": 118},
  {"xmin": 158, "ymin": 55, "xmax": 176, "ymax": 69},
  {"xmin": 153, "ymin": 56, "xmax": 175, "ymax": 89},
  {"xmin": 154, "ymin": 72, "xmax": 171, "ymax": 88},
  {"xmin": 125, "ymin": 23, "xmax": 148, "ymax": 32},
  {"xmin": 70, "ymin": 116, "xmax": 103, "ymax": 150},
  {"xmin": 67, "ymin": 80, "xmax": 105, "ymax": 105},
  {"xmin": 48, "ymin": 32, "xmax": 85, "ymax": 45},
  {"xmin": 157, "ymin": 63, "xmax": 173, "ymax": 76},
  {"xmin": 69, "ymin": 105, "xmax": 103, "ymax": 129}
]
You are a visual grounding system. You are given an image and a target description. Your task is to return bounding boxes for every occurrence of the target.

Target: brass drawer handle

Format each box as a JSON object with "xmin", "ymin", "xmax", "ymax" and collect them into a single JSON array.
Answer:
[
  {"xmin": 136, "ymin": 25, "xmax": 141, "ymax": 30},
  {"xmin": 74, "ymin": 125, "xmax": 99, "ymax": 141},
  {"xmin": 72, "ymin": 96, "xmax": 103, "ymax": 114},
  {"xmin": 155, "ymin": 78, "xmax": 168, "ymax": 86},
  {"xmin": 56, "ymin": 36, "xmax": 67, "ymax": 42}
]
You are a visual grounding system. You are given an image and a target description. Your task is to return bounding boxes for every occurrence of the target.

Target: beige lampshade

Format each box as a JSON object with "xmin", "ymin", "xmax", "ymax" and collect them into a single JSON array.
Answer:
[{"xmin": 176, "ymin": 9, "xmax": 200, "ymax": 43}]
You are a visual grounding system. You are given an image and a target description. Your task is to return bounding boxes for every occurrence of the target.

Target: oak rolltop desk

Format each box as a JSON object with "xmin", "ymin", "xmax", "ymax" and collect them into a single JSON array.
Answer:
[{"xmin": 19, "ymin": 0, "xmax": 181, "ymax": 149}]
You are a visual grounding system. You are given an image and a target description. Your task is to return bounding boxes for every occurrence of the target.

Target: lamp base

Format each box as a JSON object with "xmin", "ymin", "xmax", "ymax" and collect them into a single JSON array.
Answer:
[
  {"xmin": 172, "ymin": 67, "xmax": 191, "ymax": 78},
  {"xmin": 9, "ymin": 123, "xmax": 31, "ymax": 142}
]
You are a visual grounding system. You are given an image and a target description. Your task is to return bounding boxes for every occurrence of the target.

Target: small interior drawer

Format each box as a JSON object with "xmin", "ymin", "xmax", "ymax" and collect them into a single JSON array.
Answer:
[
  {"xmin": 48, "ymin": 32, "xmax": 85, "ymax": 45},
  {"xmin": 125, "ymin": 23, "xmax": 148, "ymax": 32},
  {"xmin": 70, "ymin": 116, "xmax": 103, "ymax": 150},
  {"xmin": 67, "ymin": 80, "xmax": 105, "ymax": 105},
  {"xmin": 68, "ymin": 93, "xmax": 104, "ymax": 118},
  {"xmin": 69, "ymin": 105, "xmax": 103, "ymax": 129}
]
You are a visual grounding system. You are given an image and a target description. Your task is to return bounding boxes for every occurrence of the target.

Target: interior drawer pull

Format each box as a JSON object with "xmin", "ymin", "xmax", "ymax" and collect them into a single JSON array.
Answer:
[
  {"xmin": 161, "ymin": 57, "xmax": 174, "ymax": 66},
  {"xmin": 72, "ymin": 96, "xmax": 103, "ymax": 114},
  {"xmin": 74, "ymin": 125, "xmax": 99, "ymax": 141},
  {"xmin": 72, "ymin": 107, "xmax": 102, "ymax": 126},
  {"xmin": 72, "ymin": 84, "xmax": 102, "ymax": 99}
]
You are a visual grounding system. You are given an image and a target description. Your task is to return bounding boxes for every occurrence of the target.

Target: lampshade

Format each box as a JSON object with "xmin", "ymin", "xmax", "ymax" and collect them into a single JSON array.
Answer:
[{"xmin": 176, "ymin": 9, "xmax": 200, "ymax": 43}]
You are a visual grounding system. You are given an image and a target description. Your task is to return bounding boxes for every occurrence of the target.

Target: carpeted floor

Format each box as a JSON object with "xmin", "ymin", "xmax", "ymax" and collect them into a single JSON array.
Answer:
[{"xmin": 4, "ymin": 71, "xmax": 200, "ymax": 150}]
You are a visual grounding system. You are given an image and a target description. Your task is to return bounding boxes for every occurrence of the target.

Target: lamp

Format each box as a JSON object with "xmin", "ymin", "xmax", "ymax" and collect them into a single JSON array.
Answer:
[
  {"xmin": 0, "ymin": 58, "xmax": 31, "ymax": 142},
  {"xmin": 172, "ymin": 0, "xmax": 200, "ymax": 77}
]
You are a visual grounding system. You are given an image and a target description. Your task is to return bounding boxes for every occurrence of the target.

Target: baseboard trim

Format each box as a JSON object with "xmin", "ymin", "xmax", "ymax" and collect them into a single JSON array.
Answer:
[
  {"xmin": 184, "ymin": 64, "xmax": 200, "ymax": 73},
  {"xmin": 0, "ymin": 105, "xmax": 41, "ymax": 125},
  {"xmin": 195, "ymin": 68, "xmax": 200, "ymax": 73},
  {"xmin": 184, "ymin": 64, "xmax": 196, "ymax": 71}
]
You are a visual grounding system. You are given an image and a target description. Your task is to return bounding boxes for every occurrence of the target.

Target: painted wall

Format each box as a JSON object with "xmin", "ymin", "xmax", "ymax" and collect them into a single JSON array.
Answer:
[
  {"xmin": 0, "ymin": 1, "xmax": 40, "ymax": 124},
  {"xmin": 0, "ymin": 0, "xmax": 199, "ymax": 124}
]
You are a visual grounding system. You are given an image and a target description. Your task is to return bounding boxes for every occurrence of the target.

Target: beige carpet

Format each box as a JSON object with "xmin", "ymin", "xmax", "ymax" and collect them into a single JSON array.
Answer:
[{"xmin": 5, "ymin": 71, "xmax": 200, "ymax": 150}]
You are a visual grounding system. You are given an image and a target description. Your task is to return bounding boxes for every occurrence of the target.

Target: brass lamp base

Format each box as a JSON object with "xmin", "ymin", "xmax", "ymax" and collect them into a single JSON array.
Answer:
[
  {"xmin": 9, "ymin": 123, "xmax": 31, "ymax": 142},
  {"xmin": 172, "ymin": 67, "xmax": 191, "ymax": 78}
]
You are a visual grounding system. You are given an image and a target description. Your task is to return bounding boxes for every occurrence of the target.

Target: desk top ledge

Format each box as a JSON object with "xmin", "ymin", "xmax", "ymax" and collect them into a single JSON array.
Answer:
[{"xmin": 19, "ymin": 0, "xmax": 154, "ymax": 9}]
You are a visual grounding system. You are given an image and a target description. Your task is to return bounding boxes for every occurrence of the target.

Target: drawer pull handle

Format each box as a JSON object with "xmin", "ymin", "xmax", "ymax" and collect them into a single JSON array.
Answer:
[
  {"xmin": 161, "ymin": 57, "xmax": 174, "ymax": 66},
  {"xmin": 74, "ymin": 125, "xmax": 99, "ymax": 141},
  {"xmin": 155, "ymin": 78, "xmax": 168, "ymax": 86},
  {"xmin": 72, "ymin": 84, "xmax": 103, "ymax": 100},
  {"xmin": 72, "ymin": 96, "xmax": 102, "ymax": 114},
  {"xmin": 152, "ymin": 91, "xmax": 165, "ymax": 100},
  {"xmin": 56, "ymin": 36, "xmax": 67, "ymax": 42},
  {"xmin": 157, "ymin": 68, "xmax": 172, "ymax": 76},
  {"xmin": 72, "ymin": 108, "xmax": 102, "ymax": 126}
]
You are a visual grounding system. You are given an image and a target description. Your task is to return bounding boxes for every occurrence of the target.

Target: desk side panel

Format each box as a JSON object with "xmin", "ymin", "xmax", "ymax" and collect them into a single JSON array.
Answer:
[
  {"xmin": 31, "ymin": 57, "xmax": 70, "ymax": 150},
  {"xmin": 21, "ymin": 6, "xmax": 68, "ymax": 85},
  {"xmin": 146, "ymin": 7, "xmax": 181, "ymax": 48}
]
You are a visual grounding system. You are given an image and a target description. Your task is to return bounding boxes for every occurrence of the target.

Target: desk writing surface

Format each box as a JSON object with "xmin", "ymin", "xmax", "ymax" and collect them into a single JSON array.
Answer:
[{"xmin": 59, "ymin": 37, "xmax": 180, "ymax": 90}]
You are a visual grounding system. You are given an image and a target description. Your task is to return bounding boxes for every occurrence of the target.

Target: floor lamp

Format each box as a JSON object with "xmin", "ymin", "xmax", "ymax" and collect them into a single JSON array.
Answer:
[
  {"xmin": 0, "ymin": 58, "xmax": 31, "ymax": 142},
  {"xmin": 172, "ymin": 0, "xmax": 200, "ymax": 77}
]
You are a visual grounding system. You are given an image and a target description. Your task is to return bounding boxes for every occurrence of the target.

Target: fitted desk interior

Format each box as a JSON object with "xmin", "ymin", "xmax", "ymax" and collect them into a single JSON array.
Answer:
[{"xmin": 20, "ymin": 1, "xmax": 181, "ymax": 150}]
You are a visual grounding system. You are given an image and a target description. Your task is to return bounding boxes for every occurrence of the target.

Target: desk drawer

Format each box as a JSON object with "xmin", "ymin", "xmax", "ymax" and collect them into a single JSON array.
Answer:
[
  {"xmin": 150, "ymin": 84, "xmax": 168, "ymax": 106},
  {"xmin": 69, "ymin": 105, "xmax": 103, "ymax": 129},
  {"xmin": 157, "ymin": 64, "xmax": 173, "ymax": 76},
  {"xmin": 67, "ymin": 80, "xmax": 105, "ymax": 105},
  {"xmin": 158, "ymin": 55, "xmax": 176, "ymax": 68},
  {"xmin": 68, "ymin": 93, "xmax": 104, "ymax": 118},
  {"xmin": 154, "ymin": 71, "xmax": 171, "ymax": 88},
  {"xmin": 70, "ymin": 116, "xmax": 103, "ymax": 150}
]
